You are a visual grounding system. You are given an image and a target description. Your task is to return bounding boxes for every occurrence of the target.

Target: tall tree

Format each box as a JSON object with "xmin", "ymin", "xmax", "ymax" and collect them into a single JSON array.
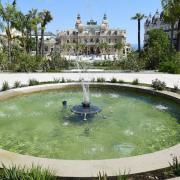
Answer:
[
  {"xmin": 39, "ymin": 10, "xmax": 53, "ymax": 56},
  {"xmin": 0, "ymin": 0, "xmax": 17, "ymax": 62},
  {"xmin": 114, "ymin": 42, "xmax": 124, "ymax": 59},
  {"xmin": 162, "ymin": 0, "xmax": 180, "ymax": 51},
  {"xmin": 131, "ymin": 13, "xmax": 145, "ymax": 56},
  {"xmin": 29, "ymin": 9, "xmax": 41, "ymax": 56},
  {"xmin": 145, "ymin": 29, "xmax": 170, "ymax": 69}
]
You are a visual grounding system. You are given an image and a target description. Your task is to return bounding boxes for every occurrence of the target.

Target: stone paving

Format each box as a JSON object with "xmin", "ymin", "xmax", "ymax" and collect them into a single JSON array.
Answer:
[{"xmin": 0, "ymin": 72, "xmax": 180, "ymax": 88}]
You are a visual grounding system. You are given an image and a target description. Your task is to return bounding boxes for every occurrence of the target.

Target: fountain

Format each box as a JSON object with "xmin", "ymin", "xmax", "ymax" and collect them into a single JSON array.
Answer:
[
  {"xmin": 70, "ymin": 53, "xmax": 101, "ymax": 120},
  {"xmin": 71, "ymin": 80, "xmax": 101, "ymax": 121}
]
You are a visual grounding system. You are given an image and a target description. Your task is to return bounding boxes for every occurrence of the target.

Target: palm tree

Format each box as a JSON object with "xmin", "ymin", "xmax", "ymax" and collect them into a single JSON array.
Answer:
[
  {"xmin": 29, "ymin": 9, "xmax": 41, "ymax": 56},
  {"xmin": 99, "ymin": 42, "xmax": 109, "ymax": 59},
  {"xmin": 39, "ymin": 10, "xmax": 53, "ymax": 56},
  {"xmin": 114, "ymin": 42, "xmax": 124, "ymax": 60},
  {"xmin": 131, "ymin": 13, "xmax": 145, "ymax": 55},
  {"xmin": 0, "ymin": 0, "xmax": 17, "ymax": 62}
]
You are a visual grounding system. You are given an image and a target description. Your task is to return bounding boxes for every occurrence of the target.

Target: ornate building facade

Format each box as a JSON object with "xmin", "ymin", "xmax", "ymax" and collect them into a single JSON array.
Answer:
[
  {"xmin": 57, "ymin": 14, "xmax": 131, "ymax": 58},
  {"xmin": 144, "ymin": 10, "xmax": 179, "ymax": 47}
]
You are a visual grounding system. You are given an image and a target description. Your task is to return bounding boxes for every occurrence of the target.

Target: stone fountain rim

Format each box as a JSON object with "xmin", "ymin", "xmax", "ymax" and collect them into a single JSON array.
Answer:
[{"xmin": 0, "ymin": 82, "xmax": 179, "ymax": 178}]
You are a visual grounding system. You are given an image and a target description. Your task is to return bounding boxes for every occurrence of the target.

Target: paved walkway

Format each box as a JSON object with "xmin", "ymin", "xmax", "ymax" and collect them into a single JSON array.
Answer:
[{"xmin": 0, "ymin": 72, "xmax": 180, "ymax": 88}]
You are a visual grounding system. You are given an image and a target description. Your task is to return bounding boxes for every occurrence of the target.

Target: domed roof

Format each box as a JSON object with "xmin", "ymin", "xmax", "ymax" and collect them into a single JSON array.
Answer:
[
  {"xmin": 76, "ymin": 19, "xmax": 81, "ymax": 24},
  {"xmin": 101, "ymin": 23, "xmax": 106, "ymax": 30},
  {"xmin": 102, "ymin": 13, "xmax": 108, "ymax": 24},
  {"xmin": 78, "ymin": 23, "xmax": 84, "ymax": 31}
]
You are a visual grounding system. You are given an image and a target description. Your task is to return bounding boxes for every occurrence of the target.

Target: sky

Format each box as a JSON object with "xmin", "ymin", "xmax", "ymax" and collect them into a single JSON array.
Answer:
[{"xmin": 1, "ymin": 0, "xmax": 162, "ymax": 44}]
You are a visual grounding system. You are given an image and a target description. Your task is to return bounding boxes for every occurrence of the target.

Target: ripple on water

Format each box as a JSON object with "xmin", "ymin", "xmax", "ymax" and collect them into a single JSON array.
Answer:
[
  {"xmin": 31, "ymin": 112, "xmax": 42, "ymax": 117},
  {"xmin": 0, "ymin": 112, "xmax": 6, "ymax": 118},
  {"xmin": 86, "ymin": 145, "xmax": 104, "ymax": 155},
  {"xmin": 155, "ymin": 104, "xmax": 168, "ymax": 111},
  {"xmin": 45, "ymin": 101, "xmax": 54, "ymax": 108},
  {"xmin": 92, "ymin": 93, "xmax": 102, "ymax": 98},
  {"xmin": 7, "ymin": 104, "xmax": 18, "ymax": 111},
  {"xmin": 114, "ymin": 143, "xmax": 135, "ymax": 155},
  {"xmin": 109, "ymin": 93, "xmax": 119, "ymax": 98},
  {"xmin": 124, "ymin": 129, "xmax": 134, "ymax": 136}
]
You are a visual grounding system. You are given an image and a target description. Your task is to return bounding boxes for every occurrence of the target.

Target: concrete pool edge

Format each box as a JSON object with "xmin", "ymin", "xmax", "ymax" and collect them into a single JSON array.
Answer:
[{"xmin": 0, "ymin": 83, "xmax": 179, "ymax": 178}]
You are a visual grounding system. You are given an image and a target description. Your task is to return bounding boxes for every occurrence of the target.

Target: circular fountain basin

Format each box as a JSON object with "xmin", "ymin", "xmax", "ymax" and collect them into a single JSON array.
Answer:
[
  {"xmin": 71, "ymin": 104, "xmax": 101, "ymax": 115},
  {"xmin": 0, "ymin": 83, "xmax": 179, "ymax": 178}
]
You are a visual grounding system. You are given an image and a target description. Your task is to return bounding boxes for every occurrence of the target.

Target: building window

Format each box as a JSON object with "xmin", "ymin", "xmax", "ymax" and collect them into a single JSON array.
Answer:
[
  {"xmin": 73, "ymin": 39, "xmax": 76, "ymax": 43},
  {"xmin": 67, "ymin": 40, "xmax": 70, "ymax": 43},
  {"xmin": 67, "ymin": 31, "xmax": 69, "ymax": 35},
  {"xmin": 109, "ymin": 39, "xmax": 111, "ymax": 43},
  {"xmin": 115, "ymin": 39, "xmax": 117, "ymax": 43}
]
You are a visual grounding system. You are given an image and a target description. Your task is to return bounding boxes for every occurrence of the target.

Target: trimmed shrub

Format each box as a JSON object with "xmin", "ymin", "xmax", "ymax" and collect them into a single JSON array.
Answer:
[
  {"xmin": 2, "ymin": 81, "xmax": 9, "ymax": 91},
  {"xmin": 172, "ymin": 84, "xmax": 179, "ymax": 92},
  {"xmin": 97, "ymin": 77, "xmax": 105, "ymax": 83},
  {"xmin": 14, "ymin": 81, "xmax": 21, "ymax": 88},
  {"xmin": 152, "ymin": 79, "xmax": 166, "ymax": 91},
  {"xmin": 61, "ymin": 77, "xmax": 66, "ymax": 83},
  {"xmin": 132, "ymin": 78, "xmax": 139, "ymax": 85},
  {"xmin": 111, "ymin": 77, "xmax": 117, "ymax": 83},
  {"xmin": 53, "ymin": 78, "xmax": 60, "ymax": 83},
  {"xmin": 29, "ymin": 79, "xmax": 39, "ymax": 86}
]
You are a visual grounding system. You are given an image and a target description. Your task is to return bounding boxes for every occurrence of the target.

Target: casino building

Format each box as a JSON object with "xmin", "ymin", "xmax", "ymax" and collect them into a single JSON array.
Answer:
[{"xmin": 57, "ymin": 14, "xmax": 131, "ymax": 58}]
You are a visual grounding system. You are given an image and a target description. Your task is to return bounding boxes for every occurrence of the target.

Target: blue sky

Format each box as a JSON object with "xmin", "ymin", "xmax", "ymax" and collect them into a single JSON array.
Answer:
[{"xmin": 2, "ymin": 0, "xmax": 162, "ymax": 44}]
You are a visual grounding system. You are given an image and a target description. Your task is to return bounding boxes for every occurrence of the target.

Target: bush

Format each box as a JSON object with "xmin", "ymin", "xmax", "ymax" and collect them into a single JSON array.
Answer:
[
  {"xmin": 169, "ymin": 156, "xmax": 180, "ymax": 176},
  {"xmin": 53, "ymin": 78, "xmax": 60, "ymax": 83},
  {"xmin": 132, "ymin": 78, "xmax": 139, "ymax": 85},
  {"xmin": 152, "ymin": 79, "xmax": 166, "ymax": 91},
  {"xmin": 61, "ymin": 77, "xmax": 66, "ymax": 83},
  {"xmin": 97, "ymin": 77, "xmax": 105, "ymax": 83},
  {"xmin": 0, "ymin": 164, "xmax": 55, "ymax": 180},
  {"xmin": 2, "ymin": 81, "xmax": 9, "ymax": 91},
  {"xmin": 29, "ymin": 79, "xmax": 39, "ymax": 86},
  {"xmin": 14, "ymin": 81, "xmax": 21, "ymax": 88},
  {"xmin": 111, "ymin": 77, "xmax": 117, "ymax": 83},
  {"xmin": 173, "ymin": 84, "xmax": 179, "ymax": 92},
  {"xmin": 121, "ymin": 52, "xmax": 146, "ymax": 72},
  {"xmin": 14, "ymin": 53, "xmax": 43, "ymax": 72},
  {"xmin": 159, "ymin": 53, "xmax": 180, "ymax": 74},
  {"xmin": 91, "ymin": 78, "xmax": 96, "ymax": 82}
]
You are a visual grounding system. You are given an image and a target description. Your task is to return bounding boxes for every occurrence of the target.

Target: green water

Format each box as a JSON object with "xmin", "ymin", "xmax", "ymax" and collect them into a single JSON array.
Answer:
[{"xmin": 0, "ymin": 87, "xmax": 179, "ymax": 160}]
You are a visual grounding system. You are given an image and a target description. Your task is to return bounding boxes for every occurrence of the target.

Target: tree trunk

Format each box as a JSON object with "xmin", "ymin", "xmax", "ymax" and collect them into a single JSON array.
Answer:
[
  {"xmin": 7, "ymin": 37, "xmax": 11, "ymax": 63},
  {"xmin": 40, "ymin": 27, "xmax": 44, "ymax": 56},
  {"xmin": 28, "ymin": 29, "xmax": 32, "ymax": 53},
  {"xmin": 170, "ymin": 22, "xmax": 174, "ymax": 50},
  {"xmin": 138, "ymin": 19, "xmax": 141, "ymax": 56},
  {"xmin": 7, "ymin": 22, "xmax": 11, "ymax": 63},
  {"xmin": 176, "ymin": 18, "xmax": 180, "ymax": 52},
  {"xmin": 35, "ymin": 30, "xmax": 38, "ymax": 56}
]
